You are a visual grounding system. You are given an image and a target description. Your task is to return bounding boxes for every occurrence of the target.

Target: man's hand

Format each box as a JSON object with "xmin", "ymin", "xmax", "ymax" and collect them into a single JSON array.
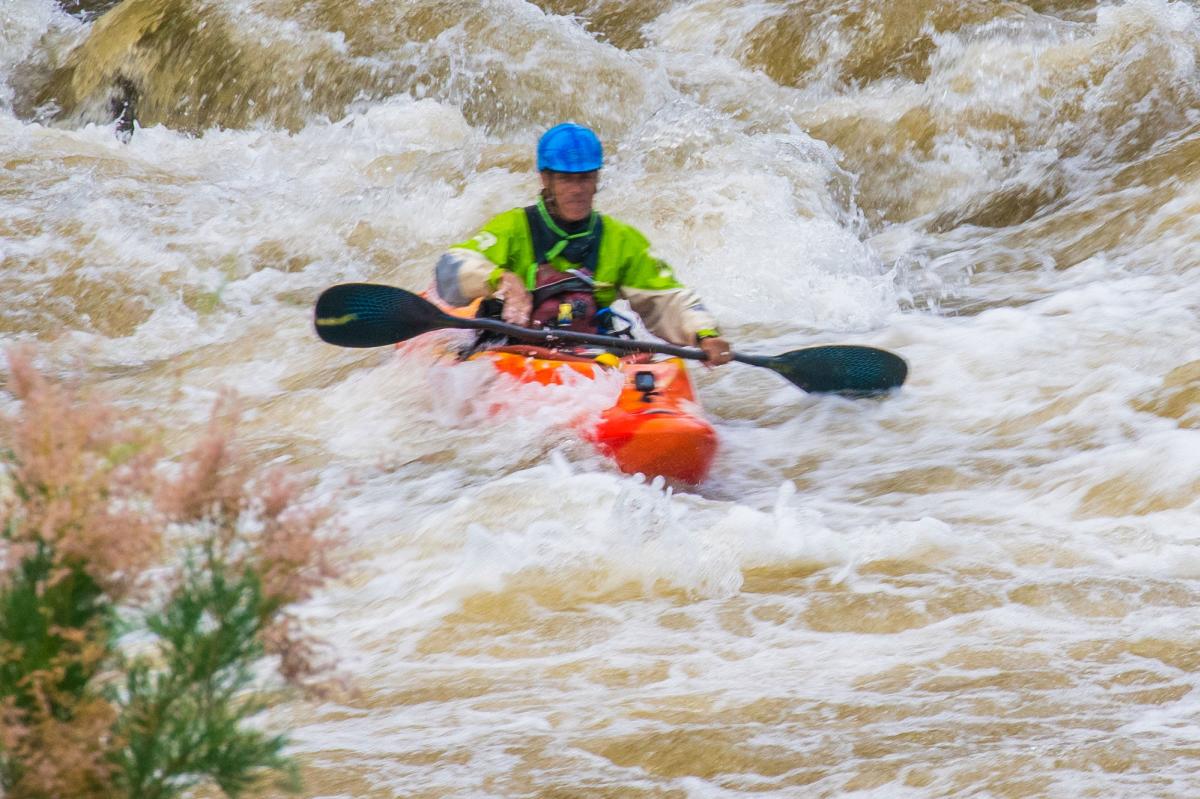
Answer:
[
  {"xmin": 494, "ymin": 271, "xmax": 532, "ymax": 326},
  {"xmin": 699, "ymin": 336, "xmax": 733, "ymax": 366}
]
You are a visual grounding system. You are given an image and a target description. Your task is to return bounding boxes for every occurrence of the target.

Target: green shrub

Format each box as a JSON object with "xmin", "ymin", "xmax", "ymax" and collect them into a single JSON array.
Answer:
[{"xmin": 1, "ymin": 348, "xmax": 336, "ymax": 799}]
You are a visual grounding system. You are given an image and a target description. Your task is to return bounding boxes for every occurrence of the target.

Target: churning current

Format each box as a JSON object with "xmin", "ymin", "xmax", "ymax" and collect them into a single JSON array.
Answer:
[{"xmin": 3, "ymin": 0, "xmax": 1200, "ymax": 796}]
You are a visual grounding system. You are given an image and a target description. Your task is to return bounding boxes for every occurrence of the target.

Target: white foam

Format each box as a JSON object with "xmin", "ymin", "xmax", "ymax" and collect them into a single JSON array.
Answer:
[{"xmin": 7, "ymin": 2, "xmax": 1200, "ymax": 793}]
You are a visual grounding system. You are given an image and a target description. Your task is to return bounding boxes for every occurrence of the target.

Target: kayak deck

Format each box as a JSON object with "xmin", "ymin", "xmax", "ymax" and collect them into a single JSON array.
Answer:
[{"xmin": 466, "ymin": 345, "xmax": 717, "ymax": 485}]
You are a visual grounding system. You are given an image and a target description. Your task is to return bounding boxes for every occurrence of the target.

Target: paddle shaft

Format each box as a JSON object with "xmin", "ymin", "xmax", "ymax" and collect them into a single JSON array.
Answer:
[
  {"xmin": 451, "ymin": 314, "xmax": 752, "ymax": 363},
  {"xmin": 313, "ymin": 283, "xmax": 907, "ymax": 393}
]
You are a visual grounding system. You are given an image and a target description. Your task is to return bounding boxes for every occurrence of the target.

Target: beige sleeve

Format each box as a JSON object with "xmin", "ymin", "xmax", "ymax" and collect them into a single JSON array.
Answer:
[
  {"xmin": 620, "ymin": 286, "xmax": 721, "ymax": 347},
  {"xmin": 434, "ymin": 248, "xmax": 498, "ymax": 307}
]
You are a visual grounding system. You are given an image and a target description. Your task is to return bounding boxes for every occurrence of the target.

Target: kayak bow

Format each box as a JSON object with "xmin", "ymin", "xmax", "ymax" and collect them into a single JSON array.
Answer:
[{"xmin": 461, "ymin": 345, "xmax": 718, "ymax": 485}]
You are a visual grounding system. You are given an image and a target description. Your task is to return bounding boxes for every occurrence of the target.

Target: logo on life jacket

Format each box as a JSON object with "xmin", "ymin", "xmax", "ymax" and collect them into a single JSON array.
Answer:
[{"xmin": 472, "ymin": 231, "xmax": 498, "ymax": 251}]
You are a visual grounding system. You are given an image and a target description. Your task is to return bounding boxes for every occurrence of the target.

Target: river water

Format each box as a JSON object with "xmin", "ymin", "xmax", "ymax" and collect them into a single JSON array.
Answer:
[{"xmin": 4, "ymin": 1, "xmax": 1200, "ymax": 796}]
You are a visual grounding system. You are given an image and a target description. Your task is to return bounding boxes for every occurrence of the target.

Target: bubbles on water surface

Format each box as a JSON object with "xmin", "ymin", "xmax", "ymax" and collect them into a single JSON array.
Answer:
[{"xmin": 6, "ymin": 0, "xmax": 1200, "ymax": 794}]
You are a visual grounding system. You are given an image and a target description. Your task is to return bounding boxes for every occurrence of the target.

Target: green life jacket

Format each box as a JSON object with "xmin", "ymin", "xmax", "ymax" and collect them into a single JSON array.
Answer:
[{"xmin": 524, "ymin": 199, "xmax": 605, "ymax": 332}]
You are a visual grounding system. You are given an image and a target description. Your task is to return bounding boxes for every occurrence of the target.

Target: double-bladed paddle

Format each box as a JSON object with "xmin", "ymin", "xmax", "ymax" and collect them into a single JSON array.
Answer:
[{"xmin": 313, "ymin": 282, "xmax": 907, "ymax": 395}]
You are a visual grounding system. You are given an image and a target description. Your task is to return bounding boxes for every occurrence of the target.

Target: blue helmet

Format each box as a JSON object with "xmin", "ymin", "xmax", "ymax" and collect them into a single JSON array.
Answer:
[{"xmin": 537, "ymin": 123, "xmax": 603, "ymax": 173}]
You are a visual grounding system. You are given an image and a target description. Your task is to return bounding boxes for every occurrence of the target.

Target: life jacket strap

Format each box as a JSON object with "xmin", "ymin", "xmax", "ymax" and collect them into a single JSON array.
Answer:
[{"xmin": 523, "ymin": 202, "xmax": 603, "ymax": 275}]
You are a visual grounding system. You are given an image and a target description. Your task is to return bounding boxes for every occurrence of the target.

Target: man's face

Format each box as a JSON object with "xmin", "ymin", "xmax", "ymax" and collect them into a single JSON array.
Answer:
[{"xmin": 542, "ymin": 170, "xmax": 599, "ymax": 223}]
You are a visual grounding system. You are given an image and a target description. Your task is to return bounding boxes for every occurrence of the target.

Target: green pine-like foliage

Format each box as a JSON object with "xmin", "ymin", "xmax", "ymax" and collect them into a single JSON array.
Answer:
[
  {"xmin": 0, "ymin": 349, "xmax": 334, "ymax": 799},
  {"xmin": 112, "ymin": 550, "xmax": 299, "ymax": 799},
  {"xmin": 0, "ymin": 538, "xmax": 112, "ymax": 797}
]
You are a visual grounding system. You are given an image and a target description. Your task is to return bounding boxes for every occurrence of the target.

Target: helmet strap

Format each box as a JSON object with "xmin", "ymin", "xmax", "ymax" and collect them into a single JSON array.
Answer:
[{"xmin": 540, "ymin": 186, "xmax": 560, "ymax": 221}]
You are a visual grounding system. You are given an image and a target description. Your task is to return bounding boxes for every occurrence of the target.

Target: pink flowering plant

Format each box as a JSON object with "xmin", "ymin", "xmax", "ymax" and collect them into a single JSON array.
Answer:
[{"xmin": 1, "ymin": 348, "xmax": 337, "ymax": 799}]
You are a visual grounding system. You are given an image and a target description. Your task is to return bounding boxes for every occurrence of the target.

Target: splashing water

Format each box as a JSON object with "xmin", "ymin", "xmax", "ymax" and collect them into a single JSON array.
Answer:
[{"xmin": 4, "ymin": 0, "xmax": 1200, "ymax": 795}]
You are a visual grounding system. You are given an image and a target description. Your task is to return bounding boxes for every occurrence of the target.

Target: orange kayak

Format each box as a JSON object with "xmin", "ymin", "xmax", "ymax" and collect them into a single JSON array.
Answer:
[{"xmin": 464, "ymin": 344, "xmax": 717, "ymax": 485}]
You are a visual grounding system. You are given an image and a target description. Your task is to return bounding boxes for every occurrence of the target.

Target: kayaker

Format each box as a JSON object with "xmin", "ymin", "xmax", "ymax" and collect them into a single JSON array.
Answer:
[{"xmin": 434, "ymin": 123, "xmax": 734, "ymax": 366}]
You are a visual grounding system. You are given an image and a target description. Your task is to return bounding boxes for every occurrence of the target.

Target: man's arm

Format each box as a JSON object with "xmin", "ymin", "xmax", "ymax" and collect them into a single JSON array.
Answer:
[
  {"xmin": 610, "ymin": 222, "xmax": 728, "ymax": 354},
  {"xmin": 434, "ymin": 209, "xmax": 527, "ymax": 307}
]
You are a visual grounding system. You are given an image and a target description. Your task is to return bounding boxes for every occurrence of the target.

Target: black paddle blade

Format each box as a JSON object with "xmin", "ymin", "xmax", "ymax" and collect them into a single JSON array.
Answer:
[
  {"xmin": 313, "ymin": 283, "xmax": 454, "ymax": 347},
  {"xmin": 767, "ymin": 345, "xmax": 908, "ymax": 395}
]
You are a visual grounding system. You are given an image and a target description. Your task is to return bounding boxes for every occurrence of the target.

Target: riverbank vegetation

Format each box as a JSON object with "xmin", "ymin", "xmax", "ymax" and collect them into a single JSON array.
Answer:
[{"xmin": 1, "ymin": 348, "xmax": 337, "ymax": 798}]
